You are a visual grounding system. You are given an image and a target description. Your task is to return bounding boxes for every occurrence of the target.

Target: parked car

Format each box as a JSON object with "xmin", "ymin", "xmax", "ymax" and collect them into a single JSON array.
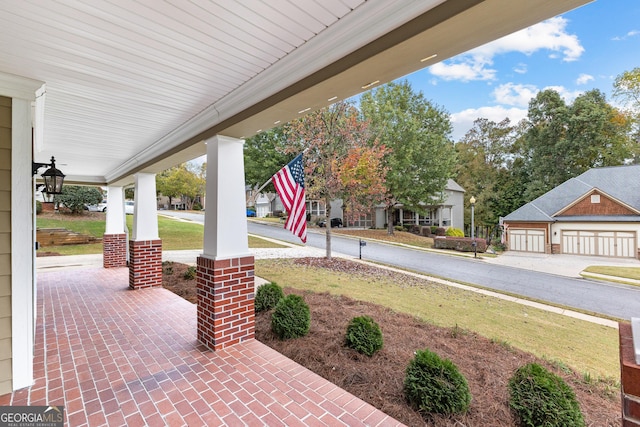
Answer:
[
  {"xmin": 318, "ymin": 218, "xmax": 342, "ymax": 228},
  {"xmin": 85, "ymin": 200, "xmax": 107, "ymax": 212},
  {"xmin": 246, "ymin": 208, "xmax": 256, "ymax": 217},
  {"xmin": 125, "ymin": 200, "xmax": 135, "ymax": 215}
]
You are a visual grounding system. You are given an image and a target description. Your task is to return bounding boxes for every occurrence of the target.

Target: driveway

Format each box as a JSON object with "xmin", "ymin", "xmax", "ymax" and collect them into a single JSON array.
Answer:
[{"xmin": 483, "ymin": 250, "xmax": 640, "ymax": 278}]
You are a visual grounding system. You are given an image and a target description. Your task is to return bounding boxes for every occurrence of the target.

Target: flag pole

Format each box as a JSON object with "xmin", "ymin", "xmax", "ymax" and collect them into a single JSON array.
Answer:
[{"xmin": 254, "ymin": 177, "xmax": 273, "ymax": 195}]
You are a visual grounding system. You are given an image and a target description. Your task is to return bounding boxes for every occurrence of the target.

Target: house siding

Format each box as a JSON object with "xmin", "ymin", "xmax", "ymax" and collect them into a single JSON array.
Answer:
[
  {"xmin": 559, "ymin": 190, "xmax": 636, "ymax": 216},
  {"xmin": 0, "ymin": 95, "xmax": 11, "ymax": 395}
]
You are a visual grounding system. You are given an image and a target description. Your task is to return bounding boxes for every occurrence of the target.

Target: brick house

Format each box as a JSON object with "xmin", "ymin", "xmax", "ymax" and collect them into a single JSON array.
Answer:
[{"xmin": 503, "ymin": 165, "xmax": 640, "ymax": 259}]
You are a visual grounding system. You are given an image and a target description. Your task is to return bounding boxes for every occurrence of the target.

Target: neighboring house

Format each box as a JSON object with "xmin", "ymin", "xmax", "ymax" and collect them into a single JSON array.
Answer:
[
  {"xmin": 374, "ymin": 179, "xmax": 466, "ymax": 230},
  {"xmin": 250, "ymin": 178, "xmax": 465, "ymax": 230},
  {"xmin": 502, "ymin": 165, "xmax": 640, "ymax": 259}
]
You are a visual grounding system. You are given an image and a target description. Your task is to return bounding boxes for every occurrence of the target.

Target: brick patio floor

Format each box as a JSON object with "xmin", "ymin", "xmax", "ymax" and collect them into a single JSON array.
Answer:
[{"xmin": 0, "ymin": 267, "xmax": 404, "ymax": 426}]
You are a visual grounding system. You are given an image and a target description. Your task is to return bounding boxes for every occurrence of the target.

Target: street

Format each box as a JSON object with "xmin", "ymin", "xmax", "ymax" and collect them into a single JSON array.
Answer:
[{"xmin": 160, "ymin": 211, "xmax": 640, "ymax": 320}]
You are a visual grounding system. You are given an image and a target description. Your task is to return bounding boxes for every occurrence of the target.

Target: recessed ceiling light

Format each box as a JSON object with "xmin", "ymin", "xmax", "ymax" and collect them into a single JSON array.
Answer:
[
  {"xmin": 420, "ymin": 54, "xmax": 438, "ymax": 62},
  {"xmin": 298, "ymin": 107, "xmax": 311, "ymax": 114},
  {"xmin": 256, "ymin": 129, "xmax": 262, "ymax": 133},
  {"xmin": 361, "ymin": 80, "xmax": 380, "ymax": 89},
  {"xmin": 274, "ymin": 120, "xmax": 281, "ymax": 125},
  {"xmin": 327, "ymin": 96, "xmax": 338, "ymax": 102}
]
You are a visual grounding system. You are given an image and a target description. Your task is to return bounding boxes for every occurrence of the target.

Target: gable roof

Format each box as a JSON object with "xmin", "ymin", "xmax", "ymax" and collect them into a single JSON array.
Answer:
[{"xmin": 504, "ymin": 165, "xmax": 640, "ymax": 222}]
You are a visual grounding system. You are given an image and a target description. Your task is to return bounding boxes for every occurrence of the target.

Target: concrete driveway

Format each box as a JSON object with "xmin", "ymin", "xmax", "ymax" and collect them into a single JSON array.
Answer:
[{"xmin": 483, "ymin": 250, "xmax": 640, "ymax": 278}]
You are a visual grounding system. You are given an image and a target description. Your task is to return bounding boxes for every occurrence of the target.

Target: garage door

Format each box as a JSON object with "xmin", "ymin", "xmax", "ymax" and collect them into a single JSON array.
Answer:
[
  {"xmin": 509, "ymin": 229, "xmax": 545, "ymax": 253},
  {"xmin": 561, "ymin": 230, "xmax": 636, "ymax": 258}
]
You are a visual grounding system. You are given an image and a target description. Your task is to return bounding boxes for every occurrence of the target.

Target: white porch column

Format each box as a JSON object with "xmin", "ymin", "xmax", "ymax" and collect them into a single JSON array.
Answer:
[
  {"xmin": 202, "ymin": 135, "xmax": 250, "ymax": 260},
  {"xmin": 103, "ymin": 186, "xmax": 127, "ymax": 268},
  {"xmin": 129, "ymin": 173, "xmax": 161, "ymax": 289},
  {"xmin": 132, "ymin": 173, "xmax": 158, "ymax": 241},
  {"xmin": 197, "ymin": 135, "xmax": 254, "ymax": 351}
]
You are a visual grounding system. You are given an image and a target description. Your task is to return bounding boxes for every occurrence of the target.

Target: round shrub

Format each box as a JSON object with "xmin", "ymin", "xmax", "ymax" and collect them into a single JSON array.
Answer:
[
  {"xmin": 509, "ymin": 363, "xmax": 584, "ymax": 427},
  {"xmin": 271, "ymin": 294, "xmax": 310, "ymax": 340},
  {"xmin": 345, "ymin": 315, "xmax": 383, "ymax": 356},
  {"xmin": 445, "ymin": 227, "xmax": 464, "ymax": 237},
  {"xmin": 36, "ymin": 200, "xmax": 43, "ymax": 215},
  {"xmin": 404, "ymin": 348, "xmax": 471, "ymax": 415},
  {"xmin": 255, "ymin": 282, "xmax": 284, "ymax": 312}
]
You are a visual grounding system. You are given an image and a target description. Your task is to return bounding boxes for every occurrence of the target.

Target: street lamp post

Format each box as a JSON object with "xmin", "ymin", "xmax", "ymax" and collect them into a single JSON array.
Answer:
[{"xmin": 470, "ymin": 196, "xmax": 476, "ymax": 258}]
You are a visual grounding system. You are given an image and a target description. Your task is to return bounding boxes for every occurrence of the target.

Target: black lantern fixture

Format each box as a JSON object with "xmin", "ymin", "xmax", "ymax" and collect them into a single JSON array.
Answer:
[{"xmin": 32, "ymin": 156, "xmax": 65, "ymax": 194}]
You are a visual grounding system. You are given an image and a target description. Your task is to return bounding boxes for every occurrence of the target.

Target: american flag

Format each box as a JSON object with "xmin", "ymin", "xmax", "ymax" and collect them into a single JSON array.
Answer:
[{"xmin": 272, "ymin": 153, "xmax": 307, "ymax": 243}]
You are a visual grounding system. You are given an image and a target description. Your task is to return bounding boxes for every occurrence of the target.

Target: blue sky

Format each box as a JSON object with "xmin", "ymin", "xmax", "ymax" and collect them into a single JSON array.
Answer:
[{"xmin": 401, "ymin": 0, "xmax": 640, "ymax": 141}]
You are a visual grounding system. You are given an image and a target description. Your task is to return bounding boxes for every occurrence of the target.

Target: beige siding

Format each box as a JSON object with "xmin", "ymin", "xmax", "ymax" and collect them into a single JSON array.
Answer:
[{"xmin": 0, "ymin": 95, "xmax": 11, "ymax": 396}]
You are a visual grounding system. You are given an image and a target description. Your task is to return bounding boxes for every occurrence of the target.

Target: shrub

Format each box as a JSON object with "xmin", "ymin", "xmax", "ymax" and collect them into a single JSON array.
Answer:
[
  {"xmin": 435, "ymin": 227, "xmax": 446, "ymax": 236},
  {"xmin": 36, "ymin": 200, "xmax": 43, "ymax": 215},
  {"xmin": 445, "ymin": 227, "xmax": 464, "ymax": 237},
  {"xmin": 192, "ymin": 202, "xmax": 202, "ymax": 211},
  {"xmin": 271, "ymin": 294, "xmax": 310, "ymax": 340},
  {"xmin": 394, "ymin": 225, "xmax": 404, "ymax": 232},
  {"xmin": 509, "ymin": 363, "xmax": 584, "ymax": 427},
  {"xmin": 255, "ymin": 282, "xmax": 284, "ymax": 312},
  {"xmin": 53, "ymin": 185, "xmax": 103, "ymax": 214},
  {"xmin": 407, "ymin": 225, "xmax": 421, "ymax": 234},
  {"xmin": 345, "ymin": 315, "xmax": 383, "ymax": 356},
  {"xmin": 404, "ymin": 348, "xmax": 471, "ymax": 415},
  {"xmin": 420, "ymin": 226, "xmax": 431, "ymax": 237},
  {"xmin": 430, "ymin": 226, "xmax": 438, "ymax": 234},
  {"xmin": 183, "ymin": 266, "xmax": 196, "ymax": 280},
  {"xmin": 162, "ymin": 261, "xmax": 174, "ymax": 275},
  {"xmin": 433, "ymin": 237, "xmax": 487, "ymax": 253}
]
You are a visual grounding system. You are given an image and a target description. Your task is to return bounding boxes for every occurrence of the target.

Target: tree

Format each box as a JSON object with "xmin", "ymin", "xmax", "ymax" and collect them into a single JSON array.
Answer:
[
  {"xmin": 244, "ymin": 127, "xmax": 293, "ymax": 189},
  {"xmin": 54, "ymin": 185, "xmax": 103, "ymax": 214},
  {"xmin": 286, "ymin": 100, "xmax": 385, "ymax": 259},
  {"xmin": 360, "ymin": 80, "xmax": 456, "ymax": 234},
  {"xmin": 613, "ymin": 67, "xmax": 640, "ymax": 157},
  {"xmin": 156, "ymin": 163, "xmax": 205, "ymax": 210},
  {"xmin": 518, "ymin": 88, "xmax": 635, "ymax": 201},
  {"xmin": 455, "ymin": 118, "xmax": 522, "ymax": 230}
]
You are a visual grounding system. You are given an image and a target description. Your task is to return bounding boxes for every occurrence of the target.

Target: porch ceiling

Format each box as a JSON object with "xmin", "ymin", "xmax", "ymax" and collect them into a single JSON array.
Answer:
[{"xmin": 0, "ymin": 0, "xmax": 589, "ymax": 186}]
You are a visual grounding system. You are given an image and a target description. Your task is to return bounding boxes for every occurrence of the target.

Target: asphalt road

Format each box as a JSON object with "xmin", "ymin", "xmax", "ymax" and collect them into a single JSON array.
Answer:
[{"xmin": 160, "ymin": 211, "xmax": 640, "ymax": 320}]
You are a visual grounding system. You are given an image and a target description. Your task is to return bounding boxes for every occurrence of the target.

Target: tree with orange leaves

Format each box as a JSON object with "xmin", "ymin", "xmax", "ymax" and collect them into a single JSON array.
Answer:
[{"xmin": 286, "ymin": 100, "xmax": 387, "ymax": 259}]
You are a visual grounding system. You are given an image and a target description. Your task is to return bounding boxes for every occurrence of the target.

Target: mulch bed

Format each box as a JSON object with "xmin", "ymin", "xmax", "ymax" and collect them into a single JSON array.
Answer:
[{"xmin": 162, "ymin": 259, "xmax": 620, "ymax": 426}]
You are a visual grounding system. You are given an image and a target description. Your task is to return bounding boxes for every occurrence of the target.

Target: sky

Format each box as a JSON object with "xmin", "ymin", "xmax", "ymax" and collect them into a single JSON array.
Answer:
[{"xmin": 400, "ymin": 0, "xmax": 640, "ymax": 141}]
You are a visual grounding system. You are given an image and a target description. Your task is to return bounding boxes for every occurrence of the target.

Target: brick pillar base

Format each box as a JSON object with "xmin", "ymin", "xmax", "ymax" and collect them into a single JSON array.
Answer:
[
  {"xmin": 103, "ymin": 233, "xmax": 127, "ymax": 268},
  {"xmin": 128, "ymin": 240, "xmax": 162, "ymax": 289},
  {"xmin": 197, "ymin": 255, "xmax": 255, "ymax": 351},
  {"xmin": 620, "ymin": 322, "xmax": 640, "ymax": 426}
]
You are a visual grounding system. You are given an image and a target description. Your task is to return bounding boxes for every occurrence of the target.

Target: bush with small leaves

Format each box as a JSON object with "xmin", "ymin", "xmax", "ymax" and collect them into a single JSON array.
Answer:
[
  {"xmin": 509, "ymin": 363, "xmax": 584, "ymax": 427},
  {"xmin": 345, "ymin": 315, "xmax": 383, "ymax": 356},
  {"xmin": 255, "ymin": 282, "xmax": 284, "ymax": 312},
  {"xmin": 404, "ymin": 348, "xmax": 471, "ymax": 416},
  {"xmin": 271, "ymin": 294, "xmax": 310, "ymax": 340},
  {"xmin": 183, "ymin": 266, "xmax": 196, "ymax": 280},
  {"xmin": 445, "ymin": 227, "xmax": 464, "ymax": 237}
]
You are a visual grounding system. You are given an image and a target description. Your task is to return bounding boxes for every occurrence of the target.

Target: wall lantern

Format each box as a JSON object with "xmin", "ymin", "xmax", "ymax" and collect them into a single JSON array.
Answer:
[{"xmin": 32, "ymin": 156, "xmax": 65, "ymax": 194}]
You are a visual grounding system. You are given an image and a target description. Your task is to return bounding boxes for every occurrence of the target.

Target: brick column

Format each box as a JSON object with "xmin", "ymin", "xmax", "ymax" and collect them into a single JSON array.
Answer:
[
  {"xmin": 103, "ymin": 233, "xmax": 127, "ymax": 268},
  {"xmin": 128, "ymin": 240, "xmax": 162, "ymax": 289},
  {"xmin": 197, "ymin": 255, "xmax": 255, "ymax": 351},
  {"xmin": 620, "ymin": 322, "xmax": 640, "ymax": 426}
]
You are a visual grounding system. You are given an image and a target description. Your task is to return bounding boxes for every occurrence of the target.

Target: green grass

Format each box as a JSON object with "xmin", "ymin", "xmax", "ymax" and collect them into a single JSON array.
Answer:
[
  {"xmin": 37, "ymin": 214, "xmax": 285, "ymax": 253},
  {"xmin": 255, "ymin": 258, "xmax": 619, "ymax": 380},
  {"xmin": 583, "ymin": 266, "xmax": 640, "ymax": 281}
]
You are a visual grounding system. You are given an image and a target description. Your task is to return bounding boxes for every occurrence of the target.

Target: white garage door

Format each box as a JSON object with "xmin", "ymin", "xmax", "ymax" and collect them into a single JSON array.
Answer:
[
  {"xmin": 561, "ymin": 230, "xmax": 636, "ymax": 258},
  {"xmin": 509, "ymin": 229, "xmax": 545, "ymax": 253}
]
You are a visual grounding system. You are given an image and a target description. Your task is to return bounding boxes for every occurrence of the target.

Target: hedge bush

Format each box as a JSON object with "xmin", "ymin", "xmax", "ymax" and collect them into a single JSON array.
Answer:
[
  {"xmin": 435, "ymin": 227, "xmax": 446, "ymax": 236},
  {"xmin": 404, "ymin": 348, "xmax": 471, "ymax": 415},
  {"xmin": 445, "ymin": 227, "xmax": 464, "ymax": 237},
  {"xmin": 36, "ymin": 200, "xmax": 43, "ymax": 215},
  {"xmin": 255, "ymin": 282, "xmax": 284, "ymax": 312},
  {"xmin": 345, "ymin": 315, "xmax": 383, "ymax": 356},
  {"xmin": 271, "ymin": 294, "xmax": 311, "ymax": 340},
  {"xmin": 509, "ymin": 363, "xmax": 584, "ymax": 427},
  {"xmin": 433, "ymin": 237, "xmax": 487, "ymax": 253}
]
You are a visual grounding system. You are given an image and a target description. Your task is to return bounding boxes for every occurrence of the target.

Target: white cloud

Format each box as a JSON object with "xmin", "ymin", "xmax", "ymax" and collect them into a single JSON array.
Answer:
[
  {"xmin": 450, "ymin": 106, "xmax": 528, "ymax": 141},
  {"xmin": 492, "ymin": 83, "xmax": 538, "ymax": 107},
  {"xmin": 576, "ymin": 73, "xmax": 594, "ymax": 85},
  {"xmin": 430, "ymin": 16, "xmax": 583, "ymax": 82},
  {"xmin": 513, "ymin": 63, "xmax": 528, "ymax": 74},
  {"xmin": 429, "ymin": 58, "xmax": 496, "ymax": 82},
  {"xmin": 613, "ymin": 30, "xmax": 640, "ymax": 41},
  {"xmin": 543, "ymin": 85, "xmax": 583, "ymax": 104}
]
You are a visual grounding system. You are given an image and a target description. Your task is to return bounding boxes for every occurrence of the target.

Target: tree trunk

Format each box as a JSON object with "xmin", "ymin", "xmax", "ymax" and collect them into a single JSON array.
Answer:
[
  {"xmin": 387, "ymin": 205, "xmax": 395, "ymax": 236},
  {"xmin": 325, "ymin": 197, "xmax": 332, "ymax": 260}
]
